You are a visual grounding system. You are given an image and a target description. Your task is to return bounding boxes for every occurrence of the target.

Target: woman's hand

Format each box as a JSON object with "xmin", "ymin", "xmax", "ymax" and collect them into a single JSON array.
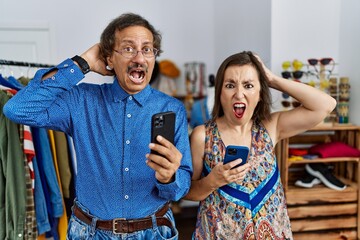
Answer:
[
  {"xmin": 254, "ymin": 54, "xmax": 278, "ymax": 87},
  {"xmin": 207, "ymin": 160, "xmax": 250, "ymax": 189}
]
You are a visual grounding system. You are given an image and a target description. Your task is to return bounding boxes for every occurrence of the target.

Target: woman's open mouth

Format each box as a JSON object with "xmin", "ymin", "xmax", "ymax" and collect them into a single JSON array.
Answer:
[{"xmin": 233, "ymin": 103, "xmax": 246, "ymax": 118}]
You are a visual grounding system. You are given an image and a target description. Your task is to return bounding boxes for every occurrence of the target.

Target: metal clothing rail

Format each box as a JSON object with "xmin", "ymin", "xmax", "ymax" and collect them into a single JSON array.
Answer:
[{"xmin": 0, "ymin": 59, "xmax": 54, "ymax": 68}]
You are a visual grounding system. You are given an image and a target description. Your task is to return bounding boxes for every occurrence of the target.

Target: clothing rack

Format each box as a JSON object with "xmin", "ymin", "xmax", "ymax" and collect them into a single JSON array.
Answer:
[{"xmin": 0, "ymin": 59, "xmax": 54, "ymax": 68}]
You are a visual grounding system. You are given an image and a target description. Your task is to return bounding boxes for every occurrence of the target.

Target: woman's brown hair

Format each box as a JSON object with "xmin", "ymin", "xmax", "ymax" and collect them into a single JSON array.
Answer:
[{"xmin": 211, "ymin": 51, "xmax": 272, "ymax": 121}]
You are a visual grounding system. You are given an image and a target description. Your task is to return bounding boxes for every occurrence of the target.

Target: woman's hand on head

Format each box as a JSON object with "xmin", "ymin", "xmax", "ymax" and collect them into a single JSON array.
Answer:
[{"xmin": 254, "ymin": 54, "xmax": 278, "ymax": 87}]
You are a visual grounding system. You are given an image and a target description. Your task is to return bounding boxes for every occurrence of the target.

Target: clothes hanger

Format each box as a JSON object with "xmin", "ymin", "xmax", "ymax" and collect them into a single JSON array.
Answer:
[{"xmin": 0, "ymin": 66, "xmax": 22, "ymax": 91}]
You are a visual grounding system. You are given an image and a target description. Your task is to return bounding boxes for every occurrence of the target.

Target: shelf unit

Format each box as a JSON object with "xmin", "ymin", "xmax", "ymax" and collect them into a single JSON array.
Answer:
[{"xmin": 276, "ymin": 124, "xmax": 360, "ymax": 240}]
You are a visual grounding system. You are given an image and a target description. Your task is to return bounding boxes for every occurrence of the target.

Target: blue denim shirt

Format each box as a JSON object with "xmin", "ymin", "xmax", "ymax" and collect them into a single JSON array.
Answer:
[
  {"xmin": 4, "ymin": 59, "xmax": 192, "ymax": 220},
  {"xmin": 32, "ymin": 155, "xmax": 51, "ymax": 235},
  {"xmin": 32, "ymin": 127, "xmax": 63, "ymax": 239}
]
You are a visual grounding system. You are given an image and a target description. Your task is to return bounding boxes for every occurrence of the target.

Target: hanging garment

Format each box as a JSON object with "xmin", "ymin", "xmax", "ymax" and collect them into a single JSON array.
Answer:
[
  {"xmin": 32, "ymin": 155, "xmax": 51, "ymax": 235},
  {"xmin": 8, "ymin": 76, "xmax": 24, "ymax": 90},
  {"xmin": 0, "ymin": 74, "xmax": 22, "ymax": 91},
  {"xmin": 20, "ymin": 125, "xmax": 38, "ymax": 239},
  {"xmin": 190, "ymin": 97, "xmax": 211, "ymax": 129},
  {"xmin": 0, "ymin": 90, "xmax": 27, "ymax": 239},
  {"xmin": 48, "ymin": 130, "xmax": 68, "ymax": 240},
  {"xmin": 52, "ymin": 131, "xmax": 72, "ymax": 199},
  {"xmin": 32, "ymin": 127, "xmax": 64, "ymax": 240}
]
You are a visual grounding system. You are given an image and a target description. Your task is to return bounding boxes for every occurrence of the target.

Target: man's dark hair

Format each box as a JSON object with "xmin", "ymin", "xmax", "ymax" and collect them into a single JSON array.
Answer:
[{"xmin": 100, "ymin": 13, "xmax": 162, "ymax": 62}]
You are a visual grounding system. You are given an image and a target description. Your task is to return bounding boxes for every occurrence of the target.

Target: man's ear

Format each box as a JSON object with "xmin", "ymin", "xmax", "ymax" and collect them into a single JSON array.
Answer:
[{"xmin": 106, "ymin": 56, "xmax": 114, "ymax": 70}]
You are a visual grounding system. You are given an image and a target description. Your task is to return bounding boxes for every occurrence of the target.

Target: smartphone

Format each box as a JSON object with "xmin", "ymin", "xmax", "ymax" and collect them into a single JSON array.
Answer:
[
  {"xmin": 151, "ymin": 111, "xmax": 176, "ymax": 154},
  {"xmin": 223, "ymin": 145, "xmax": 249, "ymax": 168}
]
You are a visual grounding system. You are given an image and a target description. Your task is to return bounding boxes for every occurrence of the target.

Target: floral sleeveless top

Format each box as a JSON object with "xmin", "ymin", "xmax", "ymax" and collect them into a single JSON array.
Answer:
[{"xmin": 193, "ymin": 120, "xmax": 293, "ymax": 240}]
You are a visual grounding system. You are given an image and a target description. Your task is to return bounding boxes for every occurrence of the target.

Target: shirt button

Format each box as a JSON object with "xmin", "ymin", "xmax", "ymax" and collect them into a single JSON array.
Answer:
[
  {"xmin": 70, "ymin": 69, "xmax": 75, "ymax": 73},
  {"xmin": 18, "ymin": 233, "xmax": 22, "ymax": 238},
  {"xmin": 126, "ymin": 140, "xmax": 130, "ymax": 144},
  {"xmin": 125, "ymin": 167, "xmax": 129, "ymax": 171},
  {"xmin": 51, "ymin": 76, "xmax": 55, "ymax": 80},
  {"xmin": 125, "ymin": 195, "xmax": 129, "ymax": 199},
  {"xmin": 129, "ymin": 96, "xmax": 133, "ymax": 100},
  {"xmin": 127, "ymin": 113, "xmax": 131, "ymax": 118}
]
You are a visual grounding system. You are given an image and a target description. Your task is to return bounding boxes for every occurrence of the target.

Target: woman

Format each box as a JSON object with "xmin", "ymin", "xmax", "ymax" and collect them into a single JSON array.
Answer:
[{"xmin": 183, "ymin": 51, "xmax": 336, "ymax": 239}]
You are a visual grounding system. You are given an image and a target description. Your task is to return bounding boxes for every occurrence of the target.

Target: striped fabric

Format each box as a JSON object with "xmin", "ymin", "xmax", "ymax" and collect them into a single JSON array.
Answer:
[
  {"xmin": 23, "ymin": 125, "xmax": 35, "ymax": 190},
  {"xmin": 19, "ymin": 124, "xmax": 38, "ymax": 239}
]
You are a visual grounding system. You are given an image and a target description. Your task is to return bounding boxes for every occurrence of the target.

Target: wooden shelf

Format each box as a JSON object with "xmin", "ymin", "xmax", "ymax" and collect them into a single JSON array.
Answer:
[
  {"xmin": 286, "ymin": 177, "xmax": 357, "ymax": 205},
  {"xmin": 277, "ymin": 125, "xmax": 360, "ymax": 239},
  {"xmin": 311, "ymin": 123, "xmax": 360, "ymax": 131},
  {"xmin": 293, "ymin": 230, "xmax": 357, "ymax": 240},
  {"xmin": 288, "ymin": 157, "xmax": 360, "ymax": 166}
]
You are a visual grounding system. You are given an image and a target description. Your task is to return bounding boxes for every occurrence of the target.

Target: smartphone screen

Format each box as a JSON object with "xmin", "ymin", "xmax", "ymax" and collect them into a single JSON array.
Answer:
[
  {"xmin": 224, "ymin": 145, "xmax": 249, "ymax": 168},
  {"xmin": 151, "ymin": 111, "xmax": 175, "ymax": 154}
]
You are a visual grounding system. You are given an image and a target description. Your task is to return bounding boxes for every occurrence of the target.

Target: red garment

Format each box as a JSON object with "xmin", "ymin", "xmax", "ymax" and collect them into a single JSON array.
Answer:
[
  {"xmin": 289, "ymin": 148, "xmax": 308, "ymax": 156},
  {"xmin": 23, "ymin": 125, "xmax": 35, "ymax": 190},
  {"xmin": 309, "ymin": 141, "xmax": 360, "ymax": 158}
]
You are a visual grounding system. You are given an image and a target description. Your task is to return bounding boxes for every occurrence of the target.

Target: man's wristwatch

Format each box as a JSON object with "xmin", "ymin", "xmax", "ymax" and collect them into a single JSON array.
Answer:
[{"xmin": 71, "ymin": 55, "xmax": 90, "ymax": 74}]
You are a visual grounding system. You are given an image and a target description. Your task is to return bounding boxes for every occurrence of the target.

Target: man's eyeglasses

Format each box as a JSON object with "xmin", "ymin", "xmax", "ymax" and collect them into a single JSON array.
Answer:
[{"xmin": 114, "ymin": 47, "xmax": 159, "ymax": 59}]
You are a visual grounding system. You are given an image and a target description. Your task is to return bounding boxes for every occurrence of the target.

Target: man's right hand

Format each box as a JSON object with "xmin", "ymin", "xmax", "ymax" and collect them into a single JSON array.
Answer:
[{"xmin": 81, "ymin": 43, "xmax": 114, "ymax": 76}]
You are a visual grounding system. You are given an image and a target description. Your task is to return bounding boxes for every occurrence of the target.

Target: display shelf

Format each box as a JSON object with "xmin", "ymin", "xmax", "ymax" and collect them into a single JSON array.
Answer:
[
  {"xmin": 277, "ymin": 125, "xmax": 360, "ymax": 239},
  {"xmin": 293, "ymin": 230, "xmax": 357, "ymax": 240},
  {"xmin": 288, "ymin": 157, "xmax": 359, "ymax": 166},
  {"xmin": 286, "ymin": 177, "xmax": 357, "ymax": 205}
]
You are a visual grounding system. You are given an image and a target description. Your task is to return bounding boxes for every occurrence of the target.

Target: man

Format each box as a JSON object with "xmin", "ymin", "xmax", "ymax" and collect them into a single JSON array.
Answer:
[{"xmin": 4, "ymin": 13, "xmax": 192, "ymax": 239}]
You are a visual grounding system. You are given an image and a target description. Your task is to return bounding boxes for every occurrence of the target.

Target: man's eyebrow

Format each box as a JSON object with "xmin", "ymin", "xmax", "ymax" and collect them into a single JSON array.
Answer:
[
  {"xmin": 119, "ymin": 39, "xmax": 153, "ymax": 45},
  {"xmin": 119, "ymin": 40, "xmax": 134, "ymax": 45}
]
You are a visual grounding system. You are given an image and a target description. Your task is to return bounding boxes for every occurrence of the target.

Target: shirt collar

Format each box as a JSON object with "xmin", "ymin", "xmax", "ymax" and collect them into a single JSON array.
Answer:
[{"xmin": 111, "ymin": 77, "xmax": 152, "ymax": 106}]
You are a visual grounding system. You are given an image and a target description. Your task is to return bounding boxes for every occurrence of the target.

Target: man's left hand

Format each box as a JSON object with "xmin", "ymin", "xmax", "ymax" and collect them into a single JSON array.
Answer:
[{"xmin": 146, "ymin": 135, "xmax": 182, "ymax": 184}]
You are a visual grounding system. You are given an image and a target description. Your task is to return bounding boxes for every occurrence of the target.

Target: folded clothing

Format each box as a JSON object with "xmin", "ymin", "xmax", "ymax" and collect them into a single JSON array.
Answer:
[
  {"xmin": 289, "ymin": 148, "xmax": 308, "ymax": 156},
  {"xmin": 308, "ymin": 141, "xmax": 360, "ymax": 158}
]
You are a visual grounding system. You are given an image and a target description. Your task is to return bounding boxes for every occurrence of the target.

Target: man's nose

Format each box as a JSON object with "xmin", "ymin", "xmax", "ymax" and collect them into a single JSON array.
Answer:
[{"xmin": 132, "ymin": 50, "xmax": 146, "ymax": 63}]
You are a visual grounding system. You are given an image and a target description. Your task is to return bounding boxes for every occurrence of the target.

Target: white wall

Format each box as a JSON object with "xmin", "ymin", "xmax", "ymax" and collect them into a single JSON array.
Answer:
[
  {"xmin": 339, "ymin": 0, "xmax": 360, "ymax": 125},
  {"xmin": 0, "ymin": 0, "xmax": 216, "ymax": 95},
  {"xmin": 271, "ymin": 0, "xmax": 359, "ymax": 124},
  {"xmin": 213, "ymin": 1, "xmax": 271, "ymax": 70},
  {"xmin": 271, "ymin": 0, "xmax": 341, "ymax": 109},
  {"xmin": 0, "ymin": 0, "xmax": 271, "ymax": 95}
]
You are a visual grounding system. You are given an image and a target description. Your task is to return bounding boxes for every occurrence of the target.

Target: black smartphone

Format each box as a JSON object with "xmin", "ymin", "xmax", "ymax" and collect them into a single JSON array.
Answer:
[
  {"xmin": 151, "ymin": 111, "xmax": 176, "ymax": 154},
  {"xmin": 223, "ymin": 145, "xmax": 249, "ymax": 168}
]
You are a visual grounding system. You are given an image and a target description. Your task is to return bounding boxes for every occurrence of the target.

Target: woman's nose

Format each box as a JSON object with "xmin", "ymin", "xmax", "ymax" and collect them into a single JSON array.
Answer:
[{"xmin": 234, "ymin": 88, "xmax": 245, "ymax": 99}]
